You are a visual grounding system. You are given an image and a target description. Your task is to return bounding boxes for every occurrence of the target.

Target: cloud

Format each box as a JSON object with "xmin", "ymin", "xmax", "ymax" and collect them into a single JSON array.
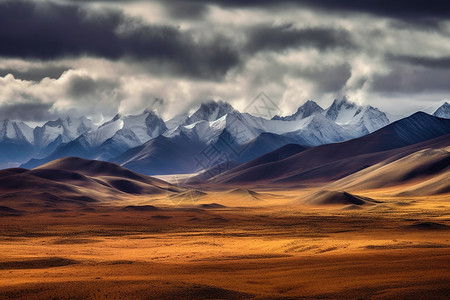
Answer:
[
  {"xmin": 0, "ymin": 0, "xmax": 449, "ymax": 122},
  {"xmin": 162, "ymin": 0, "xmax": 450, "ymax": 20},
  {"xmin": 245, "ymin": 24, "xmax": 354, "ymax": 53},
  {"xmin": 298, "ymin": 64, "xmax": 352, "ymax": 93},
  {"xmin": 160, "ymin": 0, "xmax": 209, "ymax": 19},
  {"xmin": 0, "ymin": 0, "xmax": 240, "ymax": 79},
  {"xmin": 372, "ymin": 62, "xmax": 450, "ymax": 94},
  {"xmin": 0, "ymin": 102, "xmax": 57, "ymax": 122},
  {"xmin": 0, "ymin": 70, "xmax": 124, "ymax": 122},
  {"xmin": 0, "ymin": 65, "xmax": 69, "ymax": 81},
  {"xmin": 392, "ymin": 55, "xmax": 450, "ymax": 69}
]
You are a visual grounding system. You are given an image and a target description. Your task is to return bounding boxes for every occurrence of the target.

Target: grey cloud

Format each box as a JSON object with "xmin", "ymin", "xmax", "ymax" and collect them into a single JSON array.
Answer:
[
  {"xmin": 160, "ymin": 0, "xmax": 209, "ymax": 19},
  {"xmin": 162, "ymin": 0, "xmax": 450, "ymax": 20},
  {"xmin": 0, "ymin": 0, "xmax": 240, "ymax": 79},
  {"xmin": 393, "ymin": 55, "xmax": 450, "ymax": 69},
  {"xmin": 59, "ymin": 72, "xmax": 124, "ymax": 118},
  {"xmin": 1, "ymin": 0, "xmax": 449, "ymax": 120},
  {"xmin": 245, "ymin": 24, "xmax": 354, "ymax": 54},
  {"xmin": 67, "ymin": 74, "xmax": 118, "ymax": 99},
  {"xmin": 298, "ymin": 64, "xmax": 352, "ymax": 93},
  {"xmin": 0, "ymin": 65, "xmax": 69, "ymax": 81},
  {"xmin": 0, "ymin": 102, "xmax": 57, "ymax": 122},
  {"xmin": 372, "ymin": 62, "xmax": 450, "ymax": 94}
]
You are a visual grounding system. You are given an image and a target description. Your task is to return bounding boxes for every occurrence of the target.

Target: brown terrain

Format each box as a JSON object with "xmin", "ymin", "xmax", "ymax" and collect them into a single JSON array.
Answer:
[
  {"xmin": 1, "ymin": 113, "xmax": 450, "ymax": 300},
  {"xmin": 0, "ymin": 148, "xmax": 449, "ymax": 299}
]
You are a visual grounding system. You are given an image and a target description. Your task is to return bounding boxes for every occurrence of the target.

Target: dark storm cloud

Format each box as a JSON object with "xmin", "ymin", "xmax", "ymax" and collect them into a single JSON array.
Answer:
[
  {"xmin": 164, "ymin": 0, "xmax": 450, "ymax": 20},
  {"xmin": 372, "ymin": 62, "xmax": 450, "ymax": 94},
  {"xmin": 245, "ymin": 24, "xmax": 354, "ymax": 53},
  {"xmin": 160, "ymin": 0, "xmax": 209, "ymax": 19},
  {"xmin": 299, "ymin": 64, "xmax": 352, "ymax": 93},
  {"xmin": 0, "ymin": 0, "xmax": 240, "ymax": 79},
  {"xmin": 393, "ymin": 55, "xmax": 450, "ymax": 69},
  {"xmin": 67, "ymin": 74, "xmax": 118, "ymax": 99},
  {"xmin": 0, "ymin": 0, "xmax": 123, "ymax": 60},
  {"xmin": 0, "ymin": 102, "xmax": 56, "ymax": 122},
  {"xmin": 0, "ymin": 65, "xmax": 69, "ymax": 81}
]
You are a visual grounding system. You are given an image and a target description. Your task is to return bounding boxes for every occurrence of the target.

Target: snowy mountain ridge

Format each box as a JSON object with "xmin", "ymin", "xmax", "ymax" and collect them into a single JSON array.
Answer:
[{"xmin": 2, "ymin": 97, "xmax": 449, "ymax": 171}]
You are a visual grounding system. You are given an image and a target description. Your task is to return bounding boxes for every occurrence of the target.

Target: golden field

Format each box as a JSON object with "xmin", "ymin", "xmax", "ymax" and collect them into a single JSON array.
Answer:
[{"xmin": 0, "ymin": 186, "xmax": 449, "ymax": 299}]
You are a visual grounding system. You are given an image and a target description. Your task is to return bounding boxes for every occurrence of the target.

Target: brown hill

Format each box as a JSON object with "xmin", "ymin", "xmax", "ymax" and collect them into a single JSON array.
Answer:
[
  {"xmin": 328, "ymin": 148, "xmax": 450, "ymax": 193},
  {"xmin": 0, "ymin": 157, "xmax": 180, "ymax": 212},
  {"xmin": 396, "ymin": 172, "xmax": 450, "ymax": 196},
  {"xmin": 299, "ymin": 190, "xmax": 380, "ymax": 206}
]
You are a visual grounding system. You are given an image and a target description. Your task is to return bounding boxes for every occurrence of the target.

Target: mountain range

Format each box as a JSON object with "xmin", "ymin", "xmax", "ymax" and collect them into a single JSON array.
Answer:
[
  {"xmin": 2, "ymin": 111, "xmax": 449, "ymax": 214},
  {"xmin": 205, "ymin": 112, "xmax": 450, "ymax": 186},
  {"xmin": 0, "ymin": 98, "xmax": 448, "ymax": 175},
  {"xmin": 1, "ymin": 109, "xmax": 449, "ymax": 213}
]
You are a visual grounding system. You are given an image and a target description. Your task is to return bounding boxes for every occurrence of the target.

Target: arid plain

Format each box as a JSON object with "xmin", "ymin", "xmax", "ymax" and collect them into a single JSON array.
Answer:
[{"xmin": 0, "ymin": 181, "xmax": 449, "ymax": 299}]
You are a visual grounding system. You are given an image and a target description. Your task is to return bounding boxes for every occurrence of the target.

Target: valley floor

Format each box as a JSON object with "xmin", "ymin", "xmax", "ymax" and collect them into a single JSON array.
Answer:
[{"xmin": 0, "ymin": 190, "xmax": 449, "ymax": 299}]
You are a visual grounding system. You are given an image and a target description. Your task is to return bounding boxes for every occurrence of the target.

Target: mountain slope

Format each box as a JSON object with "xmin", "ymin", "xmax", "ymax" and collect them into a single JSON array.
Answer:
[
  {"xmin": 208, "ymin": 113, "xmax": 450, "ymax": 185},
  {"xmin": 17, "ymin": 99, "xmax": 394, "ymax": 171},
  {"xmin": 112, "ymin": 125, "xmax": 303, "ymax": 176},
  {"xmin": 191, "ymin": 143, "xmax": 308, "ymax": 184},
  {"xmin": 184, "ymin": 101, "xmax": 234, "ymax": 125},
  {"xmin": 113, "ymin": 133, "xmax": 206, "ymax": 175},
  {"xmin": 0, "ymin": 120, "xmax": 35, "ymax": 168},
  {"xmin": 284, "ymin": 113, "xmax": 354, "ymax": 146},
  {"xmin": 272, "ymin": 100, "xmax": 324, "ymax": 121},
  {"xmin": 325, "ymin": 97, "xmax": 390, "ymax": 134},
  {"xmin": 433, "ymin": 102, "xmax": 450, "ymax": 119},
  {"xmin": 327, "ymin": 148, "xmax": 450, "ymax": 192},
  {"xmin": 325, "ymin": 97, "xmax": 359, "ymax": 123},
  {"xmin": 21, "ymin": 111, "xmax": 167, "ymax": 168},
  {"xmin": 0, "ymin": 157, "xmax": 180, "ymax": 212},
  {"xmin": 33, "ymin": 116, "xmax": 95, "ymax": 150}
]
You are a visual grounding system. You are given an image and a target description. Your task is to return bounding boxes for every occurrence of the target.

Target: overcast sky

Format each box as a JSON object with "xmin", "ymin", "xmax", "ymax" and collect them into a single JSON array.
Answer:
[{"xmin": 1, "ymin": 0, "xmax": 450, "ymax": 123}]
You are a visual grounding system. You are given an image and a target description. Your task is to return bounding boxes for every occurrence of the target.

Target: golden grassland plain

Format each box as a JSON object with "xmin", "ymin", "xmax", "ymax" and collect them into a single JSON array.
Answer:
[{"xmin": 0, "ymin": 187, "xmax": 449, "ymax": 299}]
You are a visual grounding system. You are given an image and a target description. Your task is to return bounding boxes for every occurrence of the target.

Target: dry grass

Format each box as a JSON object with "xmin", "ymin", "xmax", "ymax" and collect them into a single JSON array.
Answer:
[{"xmin": 0, "ymin": 187, "xmax": 449, "ymax": 299}]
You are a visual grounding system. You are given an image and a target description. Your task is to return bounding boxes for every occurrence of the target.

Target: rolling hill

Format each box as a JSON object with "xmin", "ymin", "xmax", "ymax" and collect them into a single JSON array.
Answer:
[{"xmin": 0, "ymin": 157, "xmax": 181, "ymax": 212}]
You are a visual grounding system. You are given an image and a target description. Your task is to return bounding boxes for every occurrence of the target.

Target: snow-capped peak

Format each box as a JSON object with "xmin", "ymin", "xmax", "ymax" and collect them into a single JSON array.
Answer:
[
  {"xmin": 272, "ymin": 100, "xmax": 324, "ymax": 121},
  {"xmin": 348, "ymin": 105, "xmax": 390, "ymax": 133},
  {"xmin": 324, "ymin": 96, "xmax": 360, "ymax": 124},
  {"xmin": 0, "ymin": 119, "xmax": 34, "ymax": 144},
  {"xmin": 165, "ymin": 113, "xmax": 189, "ymax": 131},
  {"xmin": 433, "ymin": 102, "xmax": 450, "ymax": 119},
  {"xmin": 33, "ymin": 116, "xmax": 95, "ymax": 148},
  {"xmin": 82, "ymin": 114, "xmax": 124, "ymax": 148},
  {"xmin": 184, "ymin": 100, "xmax": 234, "ymax": 125},
  {"xmin": 95, "ymin": 111, "xmax": 168, "ymax": 150},
  {"xmin": 283, "ymin": 113, "xmax": 353, "ymax": 146},
  {"xmin": 323, "ymin": 97, "xmax": 390, "ymax": 134}
]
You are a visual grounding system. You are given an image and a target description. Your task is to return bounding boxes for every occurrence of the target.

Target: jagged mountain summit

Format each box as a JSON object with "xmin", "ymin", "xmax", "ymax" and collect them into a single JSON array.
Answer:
[
  {"xmin": 209, "ymin": 112, "xmax": 450, "ymax": 185},
  {"xmin": 106, "ymin": 100, "xmax": 393, "ymax": 175},
  {"xmin": 433, "ymin": 102, "xmax": 450, "ymax": 119},
  {"xmin": 273, "ymin": 97, "xmax": 389, "ymax": 135},
  {"xmin": 272, "ymin": 100, "xmax": 324, "ymax": 121},
  {"xmin": 324, "ymin": 96, "xmax": 359, "ymax": 123},
  {"xmin": 6, "ymin": 96, "xmax": 447, "ymax": 175},
  {"xmin": 33, "ymin": 116, "xmax": 95, "ymax": 158},
  {"xmin": 0, "ymin": 120, "xmax": 35, "ymax": 167},
  {"xmin": 22, "ymin": 110, "xmax": 168, "ymax": 168},
  {"xmin": 183, "ymin": 101, "xmax": 234, "ymax": 125},
  {"xmin": 98, "ymin": 111, "xmax": 167, "ymax": 150},
  {"xmin": 324, "ymin": 97, "xmax": 390, "ymax": 134},
  {"xmin": 19, "ymin": 98, "xmax": 392, "ymax": 172},
  {"xmin": 0, "ymin": 119, "xmax": 34, "ymax": 144},
  {"xmin": 34, "ymin": 116, "xmax": 95, "ymax": 149}
]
